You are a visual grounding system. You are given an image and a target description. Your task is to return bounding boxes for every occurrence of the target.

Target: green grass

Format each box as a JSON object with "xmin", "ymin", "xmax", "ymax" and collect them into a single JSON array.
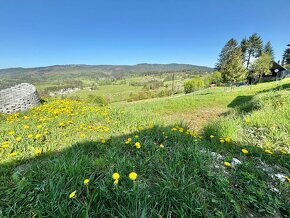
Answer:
[
  {"xmin": 0, "ymin": 79, "xmax": 290, "ymax": 217},
  {"xmin": 66, "ymin": 83, "xmax": 144, "ymax": 102}
]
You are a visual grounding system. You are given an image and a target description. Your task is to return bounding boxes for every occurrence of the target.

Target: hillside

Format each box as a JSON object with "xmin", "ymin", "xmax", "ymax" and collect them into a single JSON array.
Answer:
[
  {"xmin": 0, "ymin": 63, "xmax": 213, "ymax": 91},
  {"xmin": 0, "ymin": 78, "xmax": 289, "ymax": 217},
  {"xmin": 0, "ymin": 63, "xmax": 212, "ymax": 77}
]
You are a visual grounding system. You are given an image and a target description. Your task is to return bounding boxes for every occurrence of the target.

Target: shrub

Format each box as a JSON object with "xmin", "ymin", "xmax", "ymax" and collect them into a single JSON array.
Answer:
[
  {"xmin": 184, "ymin": 77, "xmax": 205, "ymax": 93},
  {"xmin": 86, "ymin": 95, "xmax": 109, "ymax": 106}
]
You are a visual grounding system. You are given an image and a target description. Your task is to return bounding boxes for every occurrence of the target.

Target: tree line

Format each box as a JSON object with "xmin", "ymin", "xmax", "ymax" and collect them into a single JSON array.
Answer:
[{"xmin": 215, "ymin": 33, "xmax": 278, "ymax": 84}]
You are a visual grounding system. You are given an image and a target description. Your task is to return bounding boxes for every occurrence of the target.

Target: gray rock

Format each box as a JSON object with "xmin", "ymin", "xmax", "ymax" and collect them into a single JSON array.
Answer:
[{"xmin": 0, "ymin": 83, "xmax": 39, "ymax": 114}]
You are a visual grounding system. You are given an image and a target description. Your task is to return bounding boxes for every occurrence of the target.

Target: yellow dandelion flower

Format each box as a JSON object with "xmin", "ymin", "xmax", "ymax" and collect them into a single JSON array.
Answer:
[
  {"xmin": 83, "ymin": 179, "xmax": 90, "ymax": 186},
  {"xmin": 10, "ymin": 151, "xmax": 17, "ymax": 156},
  {"xmin": 135, "ymin": 135, "xmax": 139, "ymax": 139},
  {"xmin": 242, "ymin": 149, "xmax": 249, "ymax": 155},
  {"xmin": 28, "ymin": 134, "xmax": 33, "ymax": 138},
  {"xmin": 265, "ymin": 149, "xmax": 273, "ymax": 155},
  {"xmin": 210, "ymin": 135, "xmax": 214, "ymax": 138},
  {"xmin": 244, "ymin": 117, "xmax": 251, "ymax": 124},
  {"xmin": 220, "ymin": 139, "xmax": 225, "ymax": 143},
  {"xmin": 69, "ymin": 190, "xmax": 77, "ymax": 199},
  {"xmin": 135, "ymin": 142, "xmax": 141, "ymax": 149},
  {"xmin": 125, "ymin": 138, "xmax": 132, "ymax": 144},
  {"xmin": 112, "ymin": 172, "xmax": 120, "ymax": 180},
  {"xmin": 224, "ymin": 162, "xmax": 231, "ymax": 167},
  {"xmin": 1, "ymin": 143, "xmax": 9, "ymax": 148},
  {"xmin": 35, "ymin": 148, "xmax": 42, "ymax": 156},
  {"xmin": 129, "ymin": 172, "xmax": 138, "ymax": 181},
  {"xmin": 15, "ymin": 136, "xmax": 22, "ymax": 142},
  {"xmin": 225, "ymin": 137, "xmax": 231, "ymax": 143},
  {"xmin": 37, "ymin": 125, "xmax": 42, "ymax": 129},
  {"xmin": 35, "ymin": 134, "xmax": 42, "ymax": 139},
  {"xmin": 101, "ymin": 139, "xmax": 106, "ymax": 144},
  {"xmin": 23, "ymin": 125, "xmax": 30, "ymax": 129},
  {"xmin": 160, "ymin": 144, "xmax": 164, "ymax": 149},
  {"xmin": 8, "ymin": 131, "xmax": 15, "ymax": 135}
]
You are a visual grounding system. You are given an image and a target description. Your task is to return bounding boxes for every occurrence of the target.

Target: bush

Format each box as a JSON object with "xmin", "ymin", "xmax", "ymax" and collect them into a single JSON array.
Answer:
[
  {"xmin": 184, "ymin": 77, "xmax": 205, "ymax": 93},
  {"xmin": 86, "ymin": 95, "xmax": 109, "ymax": 106},
  {"xmin": 127, "ymin": 90, "xmax": 154, "ymax": 102}
]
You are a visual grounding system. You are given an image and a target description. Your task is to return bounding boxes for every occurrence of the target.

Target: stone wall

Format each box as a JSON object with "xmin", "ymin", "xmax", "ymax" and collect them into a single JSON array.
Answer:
[{"xmin": 0, "ymin": 83, "xmax": 40, "ymax": 114}]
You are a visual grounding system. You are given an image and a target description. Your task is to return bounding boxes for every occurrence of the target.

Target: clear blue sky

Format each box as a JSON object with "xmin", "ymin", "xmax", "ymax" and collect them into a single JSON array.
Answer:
[{"xmin": 0, "ymin": 0, "xmax": 289, "ymax": 69}]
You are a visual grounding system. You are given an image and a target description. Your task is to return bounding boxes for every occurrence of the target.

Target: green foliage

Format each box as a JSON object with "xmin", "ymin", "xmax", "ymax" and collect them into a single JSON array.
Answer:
[
  {"xmin": 184, "ymin": 77, "xmax": 205, "ymax": 93},
  {"xmin": 127, "ymin": 90, "xmax": 154, "ymax": 102},
  {"xmin": 211, "ymin": 71, "xmax": 222, "ymax": 85},
  {"xmin": 130, "ymin": 79, "xmax": 164, "ymax": 90},
  {"xmin": 282, "ymin": 48, "xmax": 290, "ymax": 65},
  {"xmin": 240, "ymin": 33, "xmax": 263, "ymax": 69},
  {"xmin": 221, "ymin": 48, "xmax": 247, "ymax": 83},
  {"xmin": 263, "ymin": 41, "xmax": 275, "ymax": 60},
  {"xmin": 250, "ymin": 53, "xmax": 272, "ymax": 79},
  {"xmin": 86, "ymin": 95, "xmax": 109, "ymax": 106},
  {"xmin": 216, "ymin": 38, "xmax": 247, "ymax": 83},
  {"xmin": 216, "ymin": 38, "xmax": 238, "ymax": 71}
]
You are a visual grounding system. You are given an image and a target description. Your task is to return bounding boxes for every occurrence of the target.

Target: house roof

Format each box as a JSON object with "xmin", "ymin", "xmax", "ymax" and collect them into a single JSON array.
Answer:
[{"xmin": 270, "ymin": 61, "xmax": 287, "ymax": 71}]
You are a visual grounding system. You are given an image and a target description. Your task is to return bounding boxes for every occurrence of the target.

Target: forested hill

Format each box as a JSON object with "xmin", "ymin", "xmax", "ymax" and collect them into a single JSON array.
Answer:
[{"xmin": 0, "ymin": 63, "xmax": 212, "ymax": 77}]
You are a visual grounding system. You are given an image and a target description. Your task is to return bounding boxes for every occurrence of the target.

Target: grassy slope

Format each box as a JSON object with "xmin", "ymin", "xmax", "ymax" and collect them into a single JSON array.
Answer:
[
  {"xmin": 0, "ymin": 79, "xmax": 289, "ymax": 217},
  {"xmin": 67, "ymin": 84, "xmax": 144, "ymax": 103}
]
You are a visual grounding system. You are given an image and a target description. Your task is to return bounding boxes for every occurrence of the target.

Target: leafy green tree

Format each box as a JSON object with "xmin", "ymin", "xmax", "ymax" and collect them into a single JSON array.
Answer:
[
  {"xmin": 250, "ymin": 53, "xmax": 272, "ymax": 81},
  {"xmin": 263, "ymin": 41, "xmax": 274, "ymax": 60},
  {"xmin": 240, "ymin": 33, "xmax": 263, "ymax": 69},
  {"xmin": 184, "ymin": 77, "xmax": 205, "ymax": 93},
  {"xmin": 211, "ymin": 71, "xmax": 222, "ymax": 85}
]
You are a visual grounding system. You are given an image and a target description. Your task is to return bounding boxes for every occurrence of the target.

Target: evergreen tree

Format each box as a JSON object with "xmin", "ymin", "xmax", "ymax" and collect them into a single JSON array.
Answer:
[
  {"xmin": 282, "ymin": 48, "xmax": 290, "ymax": 65},
  {"xmin": 221, "ymin": 47, "xmax": 247, "ymax": 83},
  {"xmin": 215, "ymin": 38, "xmax": 238, "ymax": 71},
  {"xmin": 240, "ymin": 33, "xmax": 263, "ymax": 69},
  {"xmin": 263, "ymin": 41, "xmax": 274, "ymax": 60}
]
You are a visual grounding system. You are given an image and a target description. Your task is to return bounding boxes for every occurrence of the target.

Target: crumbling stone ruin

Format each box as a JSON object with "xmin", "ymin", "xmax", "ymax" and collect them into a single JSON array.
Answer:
[{"xmin": 0, "ymin": 83, "xmax": 39, "ymax": 114}]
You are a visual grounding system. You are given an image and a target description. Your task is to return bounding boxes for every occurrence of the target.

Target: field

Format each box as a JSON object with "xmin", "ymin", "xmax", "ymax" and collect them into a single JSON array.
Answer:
[
  {"xmin": 67, "ymin": 84, "xmax": 144, "ymax": 103},
  {"xmin": 0, "ymin": 78, "xmax": 290, "ymax": 217}
]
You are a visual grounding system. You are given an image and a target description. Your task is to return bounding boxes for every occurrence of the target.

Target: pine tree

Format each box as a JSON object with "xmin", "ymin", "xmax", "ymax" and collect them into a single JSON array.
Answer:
[
  {"xmin": 263, "ymin": 41, "xmax": 274, "ymax": 60},
  {"xmin": 221, "ymin": 47, "xmax": 247, "ymax": 83},
  {"xmin": 240, "ymin": 33, "xmax": 263, "ymax": 69},
  {"xmin": 215, "ymin": 38, "xmax": 238, "ymax": 71},
  {"xmin": 282, "ymin": 48, "xmax": 290, "ymax": 65}
]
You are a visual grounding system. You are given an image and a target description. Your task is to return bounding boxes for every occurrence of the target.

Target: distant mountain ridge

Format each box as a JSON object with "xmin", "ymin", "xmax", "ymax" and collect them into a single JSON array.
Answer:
[
  {"xmin": 0, "ymin": 63, "xmax": 212, "ymax": 76},
  {"xmin": 0, "ymin": 63, "xmax": 213, "ymax": 90}
]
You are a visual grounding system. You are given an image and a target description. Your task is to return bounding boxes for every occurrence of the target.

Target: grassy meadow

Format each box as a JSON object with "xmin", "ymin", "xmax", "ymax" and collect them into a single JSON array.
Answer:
[{"xmin": 0, "ymin": 78, "xmax": 290, "ymax": 217}]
